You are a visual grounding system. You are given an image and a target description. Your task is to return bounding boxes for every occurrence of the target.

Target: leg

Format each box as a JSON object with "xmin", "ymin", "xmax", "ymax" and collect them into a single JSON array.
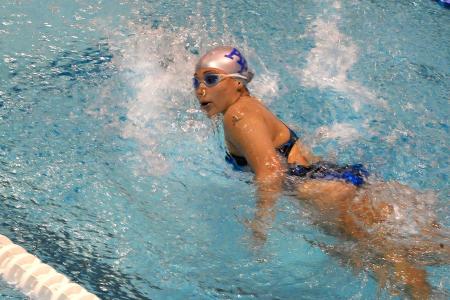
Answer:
[
  {"xmin": 383, "ymin": 250, "xmax": 431, "ymax": 300},
  {"xmin": 296, "ymin": 179, "xmax": 444, "ymax": 298},
  {"xmin": 296, "ymin": 179, "xmax": 357, "ymax": 212},
  {"xmin": 296, "ymin": 179, "xmax": 377, "ymax": 239}
]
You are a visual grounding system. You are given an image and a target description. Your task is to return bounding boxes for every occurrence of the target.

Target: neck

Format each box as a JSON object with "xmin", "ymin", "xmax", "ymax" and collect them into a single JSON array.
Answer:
[{"xmin": 223, "ymin": 89, "xmax": 249, "ymax": 115}]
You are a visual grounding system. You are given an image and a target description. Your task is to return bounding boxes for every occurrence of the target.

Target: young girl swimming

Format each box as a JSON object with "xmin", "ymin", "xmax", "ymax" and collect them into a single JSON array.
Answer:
[{"xmin": 193, "ymin": 46, "xmax": 448, "ymax": 299}]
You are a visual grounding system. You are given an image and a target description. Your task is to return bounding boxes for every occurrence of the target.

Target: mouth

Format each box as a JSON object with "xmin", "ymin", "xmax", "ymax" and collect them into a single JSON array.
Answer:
[{"xmin": 200, "ymin": 101, "xmax": 212, "ymax": 109}]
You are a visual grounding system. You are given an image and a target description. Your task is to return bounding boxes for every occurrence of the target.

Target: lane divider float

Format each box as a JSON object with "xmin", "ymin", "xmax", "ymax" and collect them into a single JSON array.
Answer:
[{"xmin": 0, "ymin": 234, "xmax": 100, "ymax": 300}]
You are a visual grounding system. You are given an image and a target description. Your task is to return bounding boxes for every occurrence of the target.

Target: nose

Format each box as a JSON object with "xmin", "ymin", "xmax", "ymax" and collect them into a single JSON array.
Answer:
[{"xmin": 196, "ymin": 86, "xmax": 206, "ymax": 97}]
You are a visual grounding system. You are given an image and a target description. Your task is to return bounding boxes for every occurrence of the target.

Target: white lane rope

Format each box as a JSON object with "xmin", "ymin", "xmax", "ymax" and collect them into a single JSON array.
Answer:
[{"xmin": 0, "ymin": 234, "xmax": 100, "ymax": 300}]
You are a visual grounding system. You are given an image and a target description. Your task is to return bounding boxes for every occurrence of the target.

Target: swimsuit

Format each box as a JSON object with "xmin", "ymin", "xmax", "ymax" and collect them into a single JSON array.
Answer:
[
  {"xmin": 287, "ymin": 162, "xmax": 368, "ymax": 187},
  {"xmin": 225, "ymin": 127, "xmax": 299, "ymax": 167},
  {"xmin": 225, "ymin": 126, "xmax": 368, "ymax": 187}
]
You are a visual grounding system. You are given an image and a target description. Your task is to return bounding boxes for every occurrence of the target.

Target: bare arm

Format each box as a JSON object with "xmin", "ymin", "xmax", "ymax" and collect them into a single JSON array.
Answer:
[{"xmin": 225, "ymin": 111, "xmax": 284, "ymax": 243}]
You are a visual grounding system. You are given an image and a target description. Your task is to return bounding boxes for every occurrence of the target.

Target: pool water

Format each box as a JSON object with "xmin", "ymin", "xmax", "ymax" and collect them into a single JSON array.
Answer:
[{"xmin": 1, "ymin": 0, "xmax": 449, "ymax": 299}]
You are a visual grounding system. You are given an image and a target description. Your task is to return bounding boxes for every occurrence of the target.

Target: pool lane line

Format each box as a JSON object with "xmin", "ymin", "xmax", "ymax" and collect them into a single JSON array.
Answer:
[{"xmin": 0, "ymin": 234, "xmax": 100, "ymax": 300}]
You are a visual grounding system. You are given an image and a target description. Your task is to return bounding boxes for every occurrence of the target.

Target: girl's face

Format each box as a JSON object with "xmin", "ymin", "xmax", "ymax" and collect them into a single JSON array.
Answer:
[{"xmin": 193, "ymin": 68, "xmax": 240, "ymax": 117}]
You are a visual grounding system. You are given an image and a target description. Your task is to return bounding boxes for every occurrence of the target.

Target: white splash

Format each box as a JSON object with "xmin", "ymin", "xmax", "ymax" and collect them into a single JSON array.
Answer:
[
  {"xmin": 315, "ymin": 122, "xmax": 361, "ymax": 145},
  {"xmin": 250, "ymin": 71, "xmax": 281, "ymax": 104},
  {"xmin": 108, "ymin": 24, "xmax": 199, "ymax": 175},
  {"xmin": 296, "ymin": 3, "xmax": 386, "ymax": 111},
  {"xmin": 362, "ymin": 182, "xmax": 439, "ymax": 239}
]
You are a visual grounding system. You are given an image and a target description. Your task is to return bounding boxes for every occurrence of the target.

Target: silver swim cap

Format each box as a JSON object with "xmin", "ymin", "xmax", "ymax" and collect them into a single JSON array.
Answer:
[{"xmin": 195, "ymin": 46, "xmax": 254, "ymax": 84}]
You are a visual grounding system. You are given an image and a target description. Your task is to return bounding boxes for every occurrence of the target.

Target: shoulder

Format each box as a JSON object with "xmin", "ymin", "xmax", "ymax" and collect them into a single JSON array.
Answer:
[
  {"xmin": 223, "ymin": 96, "xmax": 265, "ymax": 130},
  {"xmin": 223, "ymin": 97, "xmax": 272, "ymax": 148}
]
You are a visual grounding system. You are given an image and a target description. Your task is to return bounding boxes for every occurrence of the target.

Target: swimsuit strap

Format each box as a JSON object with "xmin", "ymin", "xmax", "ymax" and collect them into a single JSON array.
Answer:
[
  {"xmin": 225, "ymin": 121, "xmax": 298, "ymax": 168},
  {"xmin": 277, "ymin": 127, "xmax": 298, "ymax": 158}
]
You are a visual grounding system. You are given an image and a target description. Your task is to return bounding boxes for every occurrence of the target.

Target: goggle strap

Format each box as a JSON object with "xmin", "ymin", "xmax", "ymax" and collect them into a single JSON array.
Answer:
[{"xmin": 224, "ymin": 73, "xmax": 248, "ymax": 81}]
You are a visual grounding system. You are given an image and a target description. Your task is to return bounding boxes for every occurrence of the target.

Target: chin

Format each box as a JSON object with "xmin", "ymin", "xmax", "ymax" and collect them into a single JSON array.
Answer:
[
  {"xmin": 206, "ymin": 112, "xmax": 218, "ymax": 118},
  {"xmin": 203, "ymin": 108, "xmax": 219, "ymax": 118}
]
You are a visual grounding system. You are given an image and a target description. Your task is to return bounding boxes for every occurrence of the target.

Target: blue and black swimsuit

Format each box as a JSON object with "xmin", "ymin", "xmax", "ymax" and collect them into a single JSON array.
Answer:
[{"xmin": 225, "ymin": 126, "xmax": 368, "ymax": 187}]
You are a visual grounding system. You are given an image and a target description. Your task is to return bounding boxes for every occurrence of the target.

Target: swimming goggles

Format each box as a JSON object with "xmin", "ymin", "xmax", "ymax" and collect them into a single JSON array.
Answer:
[{"xmin": 192, "ymin": 73, "xmax": 247, "ymax": 89}]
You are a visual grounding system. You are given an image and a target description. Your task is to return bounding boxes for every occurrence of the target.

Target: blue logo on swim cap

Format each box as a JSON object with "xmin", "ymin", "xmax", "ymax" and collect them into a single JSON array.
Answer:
[{"xmin": 224, "ymin": 48, "xmax": 247, "ymax": 73}]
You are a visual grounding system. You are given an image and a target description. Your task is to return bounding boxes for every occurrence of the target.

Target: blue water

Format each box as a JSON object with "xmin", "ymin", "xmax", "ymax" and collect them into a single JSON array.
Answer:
[{"xmin": 1, "ymin": 0, "xmax": 449, "ymax": 299}]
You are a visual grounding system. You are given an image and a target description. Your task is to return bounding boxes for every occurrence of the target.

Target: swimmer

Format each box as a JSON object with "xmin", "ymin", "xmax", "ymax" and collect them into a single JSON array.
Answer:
[{"xmin": 193, "ymin": 46, "xmax": 449, "ymax": 299}]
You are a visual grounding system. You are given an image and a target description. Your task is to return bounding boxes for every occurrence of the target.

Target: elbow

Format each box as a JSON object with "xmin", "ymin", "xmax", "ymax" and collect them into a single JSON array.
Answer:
[
  {"xmin": 250, "ymin": 155, "xmax": 284, "ymax": 185},
  {"xmin": 255, "ymin": 170, "xmax": 281, "ymax": 182},
  {"xmin": 254, "ymin": 169, "xmax": 283, "ymax": 201},
  {"xmin": 254, "ymin": 168, "xmax": 284, "ymax": 188}
]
